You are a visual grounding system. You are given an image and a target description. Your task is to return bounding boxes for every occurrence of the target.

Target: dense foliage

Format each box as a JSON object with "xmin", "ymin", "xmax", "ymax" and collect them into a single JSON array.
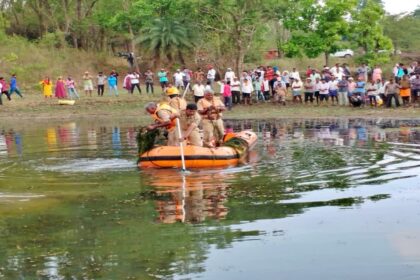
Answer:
[{"xmin": 0, "ymin": 0, "xmax": 418, "ymax": 70}]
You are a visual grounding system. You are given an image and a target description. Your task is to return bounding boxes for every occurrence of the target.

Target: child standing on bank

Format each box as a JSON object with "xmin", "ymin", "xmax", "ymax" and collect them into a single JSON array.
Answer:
[
  {"xmin": 223, "ymin": 81, "xmax": 232, "ymax": 111},
  {"xmin": 66, "ymin": 77, "xmax": 80, "ymax": 99}
]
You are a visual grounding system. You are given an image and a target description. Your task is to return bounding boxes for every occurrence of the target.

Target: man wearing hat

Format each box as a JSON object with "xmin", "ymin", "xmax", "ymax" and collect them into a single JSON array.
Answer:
[
  {"xmin": 165, "ymin": 83, "xmax": 187, "ymax": 111},
  {"xmin": 197, "ymin": 89, "xmax": 226, "ymax": 147},
  {"xmin": 82, "ymin": 71, "xmax": 94, "ymax": 97}
]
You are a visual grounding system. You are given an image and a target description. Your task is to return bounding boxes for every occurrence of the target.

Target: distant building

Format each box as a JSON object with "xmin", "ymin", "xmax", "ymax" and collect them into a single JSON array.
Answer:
[{"xmin": 264, "ymin": 49, "xmax": 279, "ymax": 60}]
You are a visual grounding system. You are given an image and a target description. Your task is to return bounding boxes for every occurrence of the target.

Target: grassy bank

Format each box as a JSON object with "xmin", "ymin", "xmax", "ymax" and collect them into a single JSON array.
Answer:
[
  {"xmin": 0, "ymin": 32, "xmax": 126, "ymax": 91},
  {"xmin": 1, "ymin": 87, "xmax": 420, "ymax": 124}
]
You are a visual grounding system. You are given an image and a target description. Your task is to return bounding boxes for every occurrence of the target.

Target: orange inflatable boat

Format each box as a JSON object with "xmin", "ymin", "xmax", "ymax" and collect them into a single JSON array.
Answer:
[{"xmin": 138, "ymin": 130, "xmax": 257, "ymax": 169}]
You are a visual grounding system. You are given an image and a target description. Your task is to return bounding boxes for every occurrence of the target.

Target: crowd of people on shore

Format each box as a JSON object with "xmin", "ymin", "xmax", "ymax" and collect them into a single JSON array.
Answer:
[
  {"xmin": 139, "ymin": 61, "xmax": 420, "ymax": 148},
  {"xmin": 2, "ymin": 60, "xmax": 420, "ymax": 148},
  {"xmin": 1, "ymin": 61, "xmax": 420, "ymax": 109}
]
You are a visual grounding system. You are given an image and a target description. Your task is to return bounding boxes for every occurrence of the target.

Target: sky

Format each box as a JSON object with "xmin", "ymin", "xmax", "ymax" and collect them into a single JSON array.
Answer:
[{"xmin": 382, "ymin": 0, "xmax": 420, "ymax": 14}]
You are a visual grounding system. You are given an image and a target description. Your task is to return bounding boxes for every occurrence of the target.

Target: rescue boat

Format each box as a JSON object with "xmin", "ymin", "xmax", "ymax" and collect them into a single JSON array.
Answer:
[{"xmin": 138, "ymin": 130, "xmax": 257, "ymax": 169}]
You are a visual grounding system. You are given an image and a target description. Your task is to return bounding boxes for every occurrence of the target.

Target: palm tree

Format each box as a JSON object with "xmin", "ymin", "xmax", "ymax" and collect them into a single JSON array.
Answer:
[{"xmin": 138, "ymin": 18, "xmax": 195, "ymax": 68}]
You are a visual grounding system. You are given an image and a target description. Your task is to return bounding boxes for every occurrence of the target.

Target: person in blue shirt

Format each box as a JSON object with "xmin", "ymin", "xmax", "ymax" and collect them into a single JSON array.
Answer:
[
  {"xmin": 9, "ymin": 74, "xmax": 23, "ymax": 98},
  {"xmin": 107, "ymin": 74, "xmax": 119, "ymax": 96},
  {"xmin": 396, "ymin": 64, "xmax": 405, "ymax": 83},
  {"xmin": 353, "ymin": 76, "xmax": 366, "ymax": 106},
  {"xmin": 157, "ymin": 69, "xmax": 169, "ymax": 91}
]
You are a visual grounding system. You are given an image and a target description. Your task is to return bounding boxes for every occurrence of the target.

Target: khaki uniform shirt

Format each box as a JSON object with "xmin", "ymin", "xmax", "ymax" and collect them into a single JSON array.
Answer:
[
  {"xmin": 179, "ymin": 111, "xmax": 201, "ymax": 131},
  {"xmin": 197, "ymin": 97, "xmax": 225, "ymax": 119},
  {"xmin": 168, "ymin": 96, "xmax": 187, "ymax": 111}
]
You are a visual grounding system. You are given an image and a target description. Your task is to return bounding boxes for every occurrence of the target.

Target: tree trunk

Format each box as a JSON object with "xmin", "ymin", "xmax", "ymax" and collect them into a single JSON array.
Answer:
[
  {"xmin": 166, "ymin": 53, "xmax": 174, "ymax": 70},
  {"xmin": 72, "ymin": 34, "xmax": 78, "ymax": 48},
  {"xmin": 76, "ymin": 0, "xmax": 82, "ymax": 48},
  {"xmin": 128, "ymin": 24, "xmax": 139, "ymax": 72},
  {"xmin": 153, "ymin": 50, "xmax": 161, "ymax": 71},
  {"xmin": 235, "ymin": 47, "xmax": 243, "ymax": 81},
  {"xmin": 275, "ymin": 21, "xmax": 284, "ymax": 58},
  {"xmin": 324, "ymin": 52, "xmax": 330, "ymax": 66},
  {"xmin": 111, "ymin": 42, "xmax": 116, "ymax": 55},
  {"xmin": 178, "ymin": 51, "xmax": 186, "ymax": 66},
  {"xmin": 99, "ymin": 28, "xmax": 105, "ymax": 51}
]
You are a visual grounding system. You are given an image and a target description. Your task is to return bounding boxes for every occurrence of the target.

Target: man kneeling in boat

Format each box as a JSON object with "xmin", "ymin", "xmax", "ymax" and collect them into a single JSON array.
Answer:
[
  {"xmin": 145, "ymin": 102, "xmax": 179, "ymax": 146},
  {"xmin": 197, "ymin": 89, "xmax": 226, "ymax": 147},
  {"xmin": 179, "ymin": 103, "xmax": 202, "ymax": 146}
]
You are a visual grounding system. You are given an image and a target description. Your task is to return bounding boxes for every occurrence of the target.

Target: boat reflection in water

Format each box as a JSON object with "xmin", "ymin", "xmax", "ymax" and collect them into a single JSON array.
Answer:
[{"xmin": 142, "ymin": 169, "xmax": 234, "ymax": 224}]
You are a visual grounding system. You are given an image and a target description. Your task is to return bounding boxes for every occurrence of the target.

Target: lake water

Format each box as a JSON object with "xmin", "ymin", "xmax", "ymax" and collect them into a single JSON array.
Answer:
[{"xmin": 1, "ymin": 118, "xmax": 420, "ymax": 279}]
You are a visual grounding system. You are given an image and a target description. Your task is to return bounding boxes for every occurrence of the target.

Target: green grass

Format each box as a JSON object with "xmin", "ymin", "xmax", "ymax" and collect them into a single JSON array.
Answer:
[{"xmin": 0, "ymin": 33, "xmax": 126, "ymax": 91}]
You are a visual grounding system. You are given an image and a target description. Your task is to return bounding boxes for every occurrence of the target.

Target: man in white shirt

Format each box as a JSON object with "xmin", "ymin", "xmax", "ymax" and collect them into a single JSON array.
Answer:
[
  {"xmin": 224, "ymin": 68, "xmax": 236, "ymax": 83},
  {"xmin": 256, "ymin": 66, "xmax": 265, "ymax": 81},
  {"xmin": 241, "ymin": 78, "xmax": 254, "ymax": 105},
  {"xmin": 192, "ymin": 81, "xmax": 205, "ymax": 103},
  {"xmin": 231, "ymin": 77, "xmax": 241, "ymax": 105},
  {"xmin": 310, "ymin": 69, "xmax": 321, "ymax": 83},
  {"xmin": 319, "ymin": 78, "xmax": 330, "ymax": 104},
  {"xmin": 207, "ymin": 66, "xmax": 216, "ymax": 85},
  {"xmin": 328, "ymin": 76, "xmax": 339, "ymax": 105},
  {"xmin": 204, "ymin": 80, "xmax": 212, "ymax": 92},
  {"xmin": 173, "ymin": 69, "xmax": 185, "ymax": 90},
  {"xmin": 290, "ymin": 68, "xmax": 300, "ymax": 81},
  {"xmin": 130, "ymin": 72, "xmax": 141, "ymax": 94},
  {"xmin": 330, "ymin": 63, "xmax": 344, "ymax": 80}
]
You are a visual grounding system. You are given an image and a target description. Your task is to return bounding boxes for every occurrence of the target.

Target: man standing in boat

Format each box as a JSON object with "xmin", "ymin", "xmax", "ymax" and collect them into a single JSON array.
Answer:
[
  {"xmin": 145, "ymin": 102, "xmax": 179, "ymax": 146},
  {"xmin": 179, "ymin": 103, "xmax": 202, "ymax": 147},
  {"xmin": 197, "ymin": 89, "xmax": 226, "ymax": 147},
  {"xmin": 166, "ymin": 83, "xmax": 187, "ymax": 111}
]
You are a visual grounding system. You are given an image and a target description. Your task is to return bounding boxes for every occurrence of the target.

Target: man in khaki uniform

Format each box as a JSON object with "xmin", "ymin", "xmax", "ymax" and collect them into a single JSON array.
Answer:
[
  {"xmin": 179, "ymin": 103, "xmax": 202, "ymax": 146},
  {"xmin": 165, "ymin": 83, "xmax": 187, "ymax": 111},
  {"xmin": 145, "ymin": 102, "xmax": 179, "ymax": 146},
  {"xmin": 197, "ymin": 89, "xmax": 225, "ymax": 147},
  {"xmin": 169, "ymin": 94, "xmax": 187, "ymax": 111}
]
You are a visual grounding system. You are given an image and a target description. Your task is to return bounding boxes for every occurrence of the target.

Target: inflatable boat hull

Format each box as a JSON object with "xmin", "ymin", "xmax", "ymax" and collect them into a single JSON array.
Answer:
[{"xmin": 138, "ymin": 131, "xmax": 257, "ymax": 169}]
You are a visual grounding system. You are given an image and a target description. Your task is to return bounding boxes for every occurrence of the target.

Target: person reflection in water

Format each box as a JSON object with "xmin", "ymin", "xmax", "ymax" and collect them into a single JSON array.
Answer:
[
  {"xmin": 112, "ymin": 127, "xmax": 121, "ymax": 156},
  {"xmin": 149, "ymin": 171, "xmax": 229, "ymax": 224}
]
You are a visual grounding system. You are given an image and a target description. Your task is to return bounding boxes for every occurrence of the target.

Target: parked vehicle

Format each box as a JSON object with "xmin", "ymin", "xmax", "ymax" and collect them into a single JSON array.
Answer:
[
  {"xmin": 330, "ymin": 49, "xmax": 354, "ymax": 58},
  {"xmin": 377, "ymin": 49, "xmax": 401, "ymax": 55}
]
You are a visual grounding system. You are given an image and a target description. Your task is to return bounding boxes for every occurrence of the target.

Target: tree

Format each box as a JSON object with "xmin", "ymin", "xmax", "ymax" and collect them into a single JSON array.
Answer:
[
  {"xmin": 349, "ymin": 0, "xmax": 393, "ymax": 65},
  {"xmin": 351, "ymin": 0, "xmax": 392, "ymax": 53},
  {"xmin": 138, "ymin": 18, "xmax": 195, "ymax": 68},
  {"xmin": 198, "ymin": 0, "xmax": 279, "ymax": 76},
  {"xmin": 281, "ymin": 0, "xmax": 357, "ymax": 65},
  {"xmin": 383, "ymin": 12, "xmax": 420, "ymax": 52}
]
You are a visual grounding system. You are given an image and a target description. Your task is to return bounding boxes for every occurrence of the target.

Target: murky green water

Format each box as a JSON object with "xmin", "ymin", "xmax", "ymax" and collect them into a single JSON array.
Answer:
[{"xmin": 1, "ymin": 118, "xmax": 420, "ymax": 279}]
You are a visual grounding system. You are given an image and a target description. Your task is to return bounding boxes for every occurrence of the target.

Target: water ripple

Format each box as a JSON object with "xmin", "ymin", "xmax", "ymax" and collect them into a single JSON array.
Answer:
[{"xmin": 34, "ymin": 158, "xmax": 136, "ymax": 173}]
